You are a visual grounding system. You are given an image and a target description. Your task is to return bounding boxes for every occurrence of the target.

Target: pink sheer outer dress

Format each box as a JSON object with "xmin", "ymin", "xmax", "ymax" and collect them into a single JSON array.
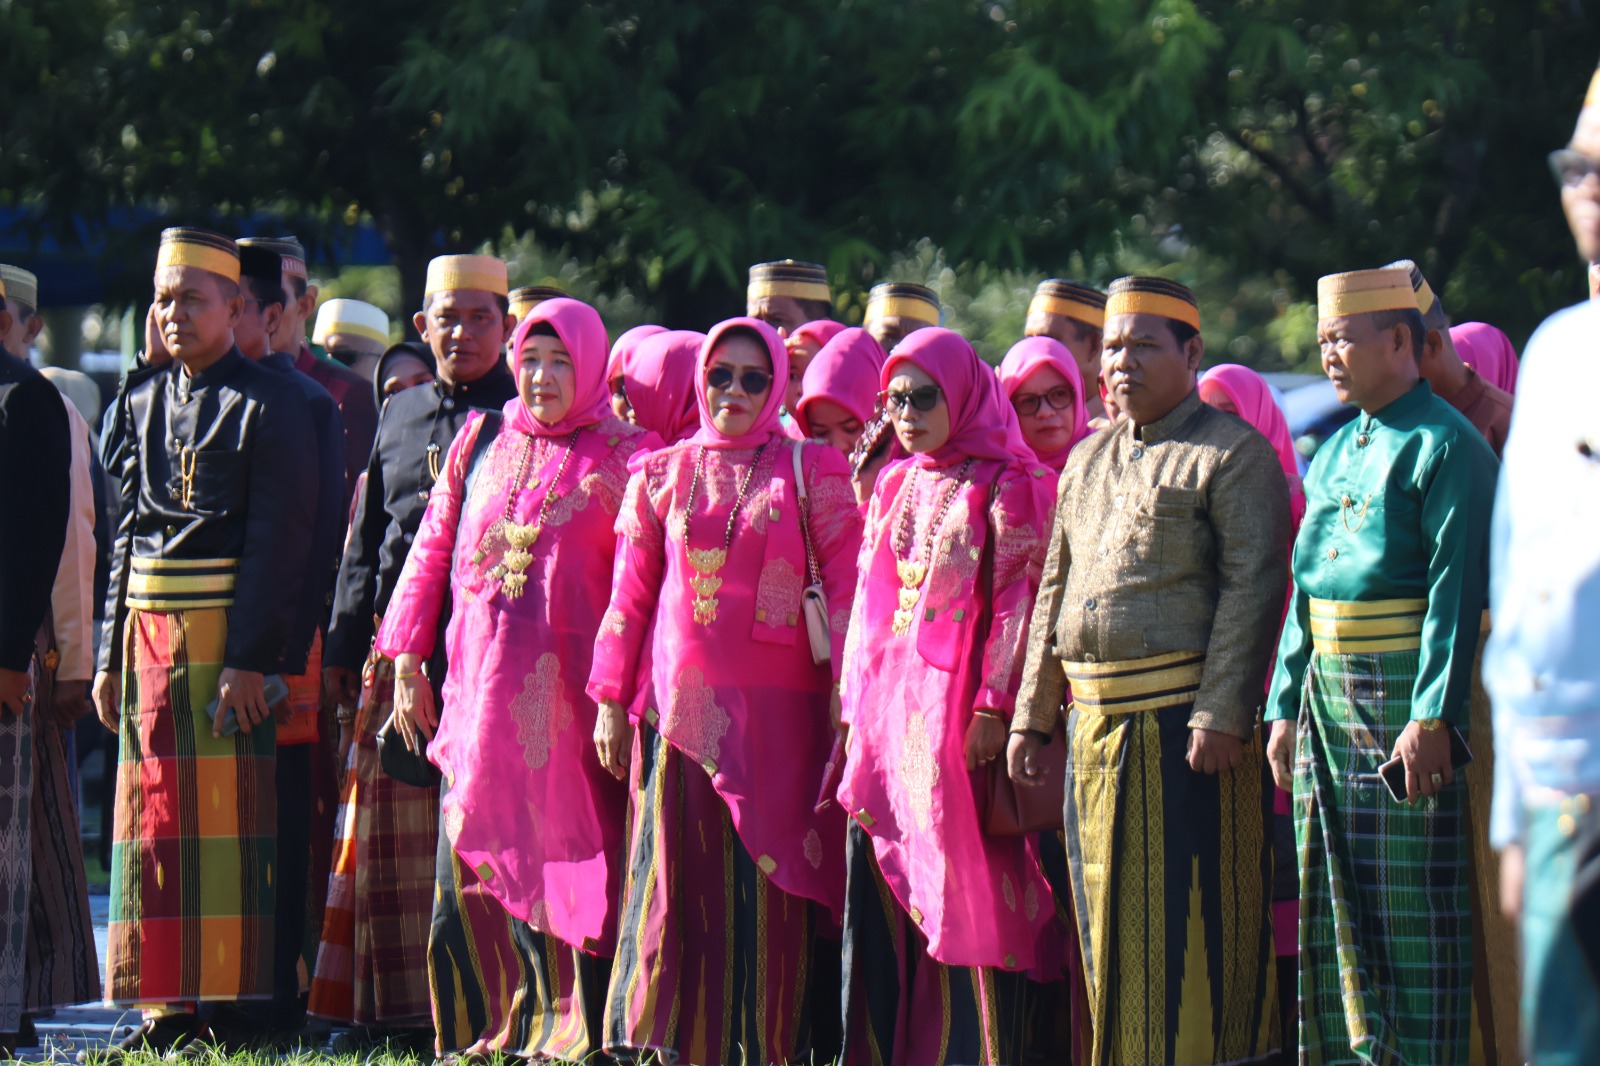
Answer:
[
  {"xmin": 839, "ymin": 327, "xmax": 1056, "ymax": 973},
  {"xmin": 376, "ymin": 299, "xmax": 656, "ymax": 958},
  {"xmin": 587, "ymin": 318, "xmax": 863, "ymax": 1063}
]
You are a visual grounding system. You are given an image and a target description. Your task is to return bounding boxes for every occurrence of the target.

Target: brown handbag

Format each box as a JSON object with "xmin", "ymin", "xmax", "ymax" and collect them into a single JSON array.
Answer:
[{"xmin": 985, "ymin": 726, "xmax": 1067, "ymax": 835}]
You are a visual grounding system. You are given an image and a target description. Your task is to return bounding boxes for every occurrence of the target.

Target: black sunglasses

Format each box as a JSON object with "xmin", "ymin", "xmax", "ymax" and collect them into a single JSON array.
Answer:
[
  {"xmin": 1550, "ymin": 148, "xmax": 1600, "ymax": 188},
  {"xmin": 880, "ymin": 385, "xmax": 943, "ymax": 413},
  {"xmin": 1012, "ymin": 385, "xmax": 1075, "ymax": 417},
  {"xmin": 706, "ymin": 366, "xmax": 772, "ymax": 395}
]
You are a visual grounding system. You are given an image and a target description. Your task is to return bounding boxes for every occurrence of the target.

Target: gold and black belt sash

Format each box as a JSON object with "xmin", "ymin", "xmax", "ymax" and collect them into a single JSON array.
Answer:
[
  {"xmin": 126, "ymin": 557, "xmax": 238, "ymax": 611},
  {"xmin": 1309, "ymin": 597, "xmax": 1424, "ymax": 655},
  {"xmin": 1063, "ymin": 650, "xmax": 1206, "ymax": 715}
]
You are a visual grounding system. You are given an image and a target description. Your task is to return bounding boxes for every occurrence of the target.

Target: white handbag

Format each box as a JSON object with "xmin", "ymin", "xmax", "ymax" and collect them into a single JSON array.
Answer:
[{"xmin": 792, "ymin": 442, "xmax": 831, "ymax": 664}]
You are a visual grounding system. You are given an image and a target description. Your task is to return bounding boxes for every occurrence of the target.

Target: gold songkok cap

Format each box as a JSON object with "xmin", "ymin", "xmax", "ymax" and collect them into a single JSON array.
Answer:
[
  {"xmin": 157, "ymin": 228, "xmax": 241, "ymax": 283},
  {"xmin": 1029, "ymin": 279, "xmax": 1107, "ymax": 329},
  {"xmin": 864, "ymin": 282, "xmax": 940, "ymax": 327},
  {"xmin": 1104, "ymin": 276, "xmax": 1200, "ymax": 331},
  {"xmin": 425, "ymin": 254, "xmax": 509, "ymax": 298},
  {"xmin": 747, "ymin": 260, "xmax": 831, "ymax": 303},
  {"xmin": 509, "ymin": 285, "xmax": 570, "ymax": 318},
  {"xmin": 1576, "ymin": 57, "xmax": 1600, "ymax": 147},
  {"xmin": 236, "ymin": 236, "xmax": 307, "ymax": 281},
  {"xmin": 313, "ymin": 298, "xmax": 390, "ymax": 347},
  {"xmin": 0, "ymin": 265, "xmax": 37, "ymax": 308},
  {"xmin": 1317, "ymin": 267, "xmax": 1419, "ymax": 320}
]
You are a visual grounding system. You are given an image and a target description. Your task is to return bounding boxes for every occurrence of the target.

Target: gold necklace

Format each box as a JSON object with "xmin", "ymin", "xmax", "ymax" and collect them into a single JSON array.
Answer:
[
  {"xmin": 681, "ymin": 442, "xmax": 769, "ymax": 625},
  {"xmin": 889, "ymin": 459, "xmax": 973, "ymax": 636},
  {"xmin": 477, "ymin": 429, "xmax": 580, "ymax": 599},
  {"xmin": 1340, "ymin": 493, "xmax": 1374, "ymax": 534},
  {"xmin": 177, "ymin": 445, "xmax": 198, "ymax": 509}
]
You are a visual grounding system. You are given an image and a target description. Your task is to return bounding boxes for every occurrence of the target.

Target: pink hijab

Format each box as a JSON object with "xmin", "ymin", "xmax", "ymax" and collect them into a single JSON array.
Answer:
[
  {"xmin": 690, "ymin": 317, "xmax": 790, "ymax": 450},
  {"xmin": 506, "ymin": 297, "xmax": 614, "ymax": 437},
  {"xmin": 794, "ymin": 327, "xmax": 885, "ymax": 436},
  {"xmin": 790, "ymin": 319, "xmax": 848, "ymax": 351},
  {"xmin": 996, "ymin": 336, "xmax": 1092, "ymax": 468},
  {"xmin": 882, "ymin": 327, "xmax": 1034, "ymax": 468},
  {"xmin": 607, "ymin": 323, "xmax": 667, "ymax": 386},
  {"xmin": 622, "ymin": 329, "xmax": 705, "ymax": 445},
  {"xmin": 1200, "ymin": 363, "xmax": 1306, "ymax": 526},
  {"xmin": 1449, "ymin": 321, "xmax": 1519, "ymax": 395}
]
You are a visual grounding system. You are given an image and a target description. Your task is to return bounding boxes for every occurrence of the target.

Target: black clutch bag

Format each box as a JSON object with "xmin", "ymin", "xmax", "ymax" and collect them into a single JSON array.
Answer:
[{"xmin": 377, "ymin": 711, "xmax": 442, "ymax": 788}]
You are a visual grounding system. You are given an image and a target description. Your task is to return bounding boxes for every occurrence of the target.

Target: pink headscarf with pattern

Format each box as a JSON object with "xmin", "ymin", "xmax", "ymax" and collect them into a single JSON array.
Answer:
[
  {"xmin": 882, "ymin": 327, "xmax": 1034, "ymax": 468},
  {"xmin": 506, "ymin": 297, "xmax": 614, "ymax": 437}
]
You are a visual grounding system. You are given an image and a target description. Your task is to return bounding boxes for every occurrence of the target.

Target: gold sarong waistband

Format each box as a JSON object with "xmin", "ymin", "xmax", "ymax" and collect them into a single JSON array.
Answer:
[
  {"xmin": 1309, "ymin": 597, "xmax": 1425, "ymax": 655},
  {"xmin": 1062, "ymin": 650, "xmax": 1206, "ymax": 715},
  {"xmin": 126, "ymin": 557, "xmax": 238, "ymax": 611}
]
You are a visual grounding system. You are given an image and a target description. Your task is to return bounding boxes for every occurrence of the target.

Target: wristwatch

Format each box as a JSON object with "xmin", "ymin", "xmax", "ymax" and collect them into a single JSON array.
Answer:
[{"xmin": 1415, "ymin": 718, "xmax": 1445, "ymax": 732}]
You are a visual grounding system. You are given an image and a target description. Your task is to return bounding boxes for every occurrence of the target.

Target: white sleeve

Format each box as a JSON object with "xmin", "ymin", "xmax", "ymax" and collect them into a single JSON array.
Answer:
[{"xmin": 50, "ymin": 404, "xmax": 97, "ymax": 682}]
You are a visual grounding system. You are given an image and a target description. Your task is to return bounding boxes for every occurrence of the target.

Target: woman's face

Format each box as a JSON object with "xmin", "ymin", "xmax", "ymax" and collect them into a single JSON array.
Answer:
[
  {"xmin": 804, "ymin": 397, "xmax": 864, "ymax": 456},
  {"xmin": 705, "ymin": 333, "xmax": 773, "ymax": 438},
  {"xmin": 517, "ymin": 333, "xmax": 577, "ymax": 425},
  {"xmin": 785, "ymin": 336, "xmax": 823, "ymax": 413},
  {"xmin": 1198, "ymin": 378, "xmax": 1238, "ymax": 415},
  {"xmin": 884, "ymin": 363, "xmax": 951, "ymax": 455},
  {"xmin": 1011, "ymin": 363, "xmax": 1076, "ymax": 455},
  {"xmin": 382, "ymin": 354, "xmax": 434, "ymax": 397}
]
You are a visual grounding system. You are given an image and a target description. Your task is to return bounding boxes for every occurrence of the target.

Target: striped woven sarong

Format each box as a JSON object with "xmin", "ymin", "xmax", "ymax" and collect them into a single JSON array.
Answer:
[
  {"xmin": 107, "ymin": 559, "xmax": 277, "ymax": 1005},
  {"xmin": 1295, "ymin": 599, "xmax": 1471, "ymax": 1065},
  {"xmin": 0, "ymin": 694, "xmax": 34, "ymax": 1033},
  {"xmin": 308, "ymin": 656, "xmax": 437, "ymax": 1026},
  {"xmin": 24, "ymin": 712, "xmax": 100, "ymax": 1012},
  {"xmin": 1063, "ymin": 651, "xmax": 1280, "ymax": 1066}
]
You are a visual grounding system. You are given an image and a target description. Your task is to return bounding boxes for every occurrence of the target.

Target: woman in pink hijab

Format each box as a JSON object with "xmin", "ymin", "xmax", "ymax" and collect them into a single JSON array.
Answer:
[
  {"xmin": 620, "ymin": 329, "xmax": 705, "ymax": 445},
  {"xmin": 795, "ymin": 327, "xmax": 890, "ymax": 503},
  {"xmin": 998, "ymin": 336, "xmax": 1093, "ymax": 471},
  {"xmin": 1449, "ymin": 321, "xmax": 1520, "ymax": 395},
  {"xmin": 607, "ymin": 323, "xmax": 668, "ymax": 420},
  {"xmin": 587, "ymin": 318, "xmax": 863, "ymax": 1065},
  {"xmin": 837, "ymin": 327, "xmax": 1057, "ymax": 1064},
  {"xmin": 379, "ymin": 298, "xmax": 657, "ymax": 1060}
]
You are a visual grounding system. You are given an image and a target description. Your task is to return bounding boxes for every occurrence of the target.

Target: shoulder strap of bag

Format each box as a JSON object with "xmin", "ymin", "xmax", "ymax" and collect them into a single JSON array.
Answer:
[
  {"xmin": 792, "ymin": 441, "xmax": 823, "ymax": 587},
  {"xmin": 462, "ymin": 410, "xmax": 502, "ymax": 500}
]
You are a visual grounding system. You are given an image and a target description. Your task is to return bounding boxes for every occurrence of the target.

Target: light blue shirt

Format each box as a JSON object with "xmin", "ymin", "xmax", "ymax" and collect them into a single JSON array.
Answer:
[{"xmin": 1486, "ymin": 298, "xmax": 1600, "ymax": 847}]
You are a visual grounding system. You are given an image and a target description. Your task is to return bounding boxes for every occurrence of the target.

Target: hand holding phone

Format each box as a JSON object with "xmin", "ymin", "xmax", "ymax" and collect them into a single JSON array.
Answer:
[
  {"xmin": 205, "ymin": 674, "xmax": 289, "ymax": 737},
  {"xmin": 1379, "ymin": 722, "xmax": 1472, "ymax": 803}
]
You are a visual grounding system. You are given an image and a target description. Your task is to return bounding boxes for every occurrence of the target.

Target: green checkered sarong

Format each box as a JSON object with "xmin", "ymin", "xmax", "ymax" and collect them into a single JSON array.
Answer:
[{"xmin": 1294, "ymin": 649, "xmax": 1471, "ymax": 1065}]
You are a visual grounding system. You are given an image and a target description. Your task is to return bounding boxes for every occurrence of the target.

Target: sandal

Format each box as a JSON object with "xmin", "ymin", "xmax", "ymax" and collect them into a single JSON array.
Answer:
[{"xmin": 75, "ymin": 1014, "xmax": 204, "ymax": 1063}]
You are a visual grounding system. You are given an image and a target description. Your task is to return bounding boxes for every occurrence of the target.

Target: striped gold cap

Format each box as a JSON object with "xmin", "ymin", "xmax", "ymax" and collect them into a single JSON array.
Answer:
[
  {"xmin": 1028, "ymin": 279, "xmax": 1106, "ymax": 329},
  {"xmin": 509, "ymin": 285, "xmax": 570, "ymax": 318},
  {"xmin": 236, "ymin": 236, "xmax": 306, "ymax": 281},
  {"xmin": 313, "ymin": 299, "xmax": 390, "ymax": 346},
  {"xmin": 1385, "ymin": 259, "xmax": 1439, "ymax": 318},
  {"xmin": 1104, "ymin": 276, "xmax": 1199, "ymax": 331},
  {"xmin": 0, "ymin": 265, "xmax": 36, "ymax": 308},
  {"xmin": 1317, "ymin": 267, "xmax": 1418, "ymax": 320},
  {"xmin": 748, "ymin": 260, "xmax": 831, "ymax": 303},
  {"xmin": 157, "ymin": 228, "xmax": 241, "ymax": 283},
  {"xmin": 425, "ymin": 254, "xmax": 509, "ymax": 298},
  {"xmin": 864, "ymin": 282, "xmax": 940, "ymax": 327}
]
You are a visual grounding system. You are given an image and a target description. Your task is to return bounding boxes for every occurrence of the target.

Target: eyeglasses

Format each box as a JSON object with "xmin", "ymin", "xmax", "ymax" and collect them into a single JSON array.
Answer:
[
  {"xmin": 1012, "ymin": 385, "xmax": 1075, "ymax": 417},
  {"xmin": 1549, "ymin": 148, "xmax": 1600, "ymax": 187},
  {"xmin": 880, "ymin": 385, "xmax": 943, "ymax": 413},
  {"xmin": 705, "ymin": 366, "xmax": 772, "ymax": 395}
]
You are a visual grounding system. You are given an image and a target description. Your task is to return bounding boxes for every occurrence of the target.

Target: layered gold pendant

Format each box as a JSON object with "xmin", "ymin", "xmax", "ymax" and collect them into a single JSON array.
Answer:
[
  {"xmin": 498, "ymin": 522, "xmax": 539, "ymax": 599},
  {"xmin": 892, "ymin": 559, "xmax": 928, "ymax": 636},
  {"xmin": 687, "ymin": 548, "xmax": 728, "ymax": 625}
]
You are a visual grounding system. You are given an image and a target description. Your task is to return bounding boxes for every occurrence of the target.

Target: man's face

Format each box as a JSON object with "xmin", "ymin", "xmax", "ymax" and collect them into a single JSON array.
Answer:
[
  {"xmin": 747, "ymin": 294, "xmax": 808, "ymax": 337},
  {"xmin": 1318, "ymin": 313, "xmax": 1417, "ymax": 411},
  {"xmin": 413, "ymin": 290, "xmax": 514, "ymax": 386},
  {"xmin": 1100, "ymin": 312, "xmax": 1201, "ymax": 426},
  {"xmin": 1026, "ymin": 311, "xmax": 1102, "ymax": 394},
  {"xmin": 1563, "ymin": 115, "xmax": 1600, "ymax": 263},
  {"xmin": 268, "ymin": 278, "xmax": 316, "ymax": 353},
  {"xmin": 232, "ymin": 291, "xmax": 282, "ymax": 361},
  {"xmin": 152, "ymin": 266, "xmax": 241, "ymax": 367},
  {"xmin": 865, "ymin": 316, "xmax": 929, "ymax": 356},
  {"xmin": 0, "ymin": 299, "xmax": 41, "ymax": 356}
]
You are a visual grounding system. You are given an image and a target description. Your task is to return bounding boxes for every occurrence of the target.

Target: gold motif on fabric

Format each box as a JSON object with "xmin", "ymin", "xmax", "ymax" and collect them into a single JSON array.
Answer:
[
  {"xmin": 667, "ymin": 665, "xmax": 731, "ymax": 769},
  {"xmin": 443, "ymin": 802, "xmax": 465, "ymax": 845},
  {"xmin": 756, "ymin": 557, "xmax": 804, "ymax": 626},
  {"xmin": 1002, "ymin": 872, "xmax": 1017, "ymax": 913},
  {"xmin": 900, "ymin": 711, "xmax": 940, "ymax": 832},
  {"xmin": 893, "ymin": 560, "xmax": 928, "ymax": 636},
  {"xmin": 509, "ymin": 653, "xmax": 574, "ymax": 770},
  {"xmin": 1025, "ymin": 880, "xmax": 1040, "ymax": 921},
  {"xmin": 527, "ymin": 897, "xmax": 551, "ymax": 931},
  {"xmin": 687, "ymin": 548, "xmax": 727, "ymax": 625},
  {"xmin": 984, "ymin": 613, "xmax": 1024, "ymax": 694},
  {"xmin": 601, "ymin": 609, "xmax": 628, "ymax": 636},
  {"xmin": 804, "ymin": 828, "xmax": 824, "ymax": 870}
]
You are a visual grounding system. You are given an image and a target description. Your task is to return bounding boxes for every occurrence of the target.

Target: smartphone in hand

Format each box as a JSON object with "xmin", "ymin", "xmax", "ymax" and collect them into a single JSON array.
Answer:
[
  {"xmin": 1378, "ymin": 723, "xmax": 1473, "ymax": 803},
  {"xmin": 204, "ymin": 674, "xmax": 290, "ymax": 736}
]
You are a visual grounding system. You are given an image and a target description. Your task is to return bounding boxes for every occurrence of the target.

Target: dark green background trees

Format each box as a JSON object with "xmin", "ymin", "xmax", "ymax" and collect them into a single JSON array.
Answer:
[{"xmin": 2, "ymin": 0, "xmax": 1594, "ymax": 364}]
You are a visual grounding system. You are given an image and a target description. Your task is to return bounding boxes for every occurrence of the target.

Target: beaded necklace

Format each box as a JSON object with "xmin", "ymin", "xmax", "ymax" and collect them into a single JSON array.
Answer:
[
  {"xmin": 475, "ymin": 429, "xmax": 580, "ymax": 599},
  {"xmin": 890, "ymin": 458, "xmax": 973, "ymax": 636},
  {"xmin": 681, "ymin": 442, "xmax": 770, "ymax": 625}
]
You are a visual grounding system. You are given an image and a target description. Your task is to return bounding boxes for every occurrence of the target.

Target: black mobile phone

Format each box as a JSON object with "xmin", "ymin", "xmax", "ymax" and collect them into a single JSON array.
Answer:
[{"xmin": 1378, "ymin": 723, "xmax": 1473, "ymax": 802}]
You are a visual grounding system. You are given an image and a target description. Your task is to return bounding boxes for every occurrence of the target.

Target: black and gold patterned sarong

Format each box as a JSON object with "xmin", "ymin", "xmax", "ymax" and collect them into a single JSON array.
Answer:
[{"xmin": 1063, "ymin": 652, "xmax": 1280, "ymax": 1066}]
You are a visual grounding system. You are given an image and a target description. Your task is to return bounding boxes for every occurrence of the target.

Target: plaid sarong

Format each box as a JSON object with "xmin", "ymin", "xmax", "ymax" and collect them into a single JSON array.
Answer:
[
  {"xmin": 0, "ymin": 695, "xmax": 34, "ymax": 1032},
  {"xmin": 24, "ymin": 712, "xmax": 100, "ymax": 1011},
  {"xmin": 106, "ymin": 604, "xmax": 277, "ymax": 1005},
  {"xmin": 1294, "ymin": 648, "xmax": 1471, "ymax": 1064},
  {"xmin": 307, "ymin": 656, "xmax": 438, "ymax": 1026}
]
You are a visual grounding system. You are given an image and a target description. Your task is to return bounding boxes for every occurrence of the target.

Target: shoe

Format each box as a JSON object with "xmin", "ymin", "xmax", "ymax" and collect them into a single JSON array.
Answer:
[
  {"xmin": 74, "ymin": 1014, "xmax": 203, "ymax": 1063},
  {"xmin": 15, "ymin": 1016, "xmax": 35, "ymax": 1048}
]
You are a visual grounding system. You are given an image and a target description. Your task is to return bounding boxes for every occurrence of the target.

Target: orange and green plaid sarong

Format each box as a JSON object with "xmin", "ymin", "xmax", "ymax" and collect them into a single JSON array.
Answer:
[{"xmin": 106, "ymin": 601, "xmax": 277, "ymax": 1005}]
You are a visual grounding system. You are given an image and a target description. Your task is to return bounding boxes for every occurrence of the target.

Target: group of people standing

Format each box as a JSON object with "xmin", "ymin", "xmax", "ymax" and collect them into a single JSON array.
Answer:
[{"xmin": 0, "ymin": 58, "xmax": 1596, "ymax": 1066}]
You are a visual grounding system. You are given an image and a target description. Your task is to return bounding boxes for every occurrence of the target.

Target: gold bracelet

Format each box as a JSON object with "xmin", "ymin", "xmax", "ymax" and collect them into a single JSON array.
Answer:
[{"xmin": 394, "ymin": 668, "xmax": 421, "ymax": 681}]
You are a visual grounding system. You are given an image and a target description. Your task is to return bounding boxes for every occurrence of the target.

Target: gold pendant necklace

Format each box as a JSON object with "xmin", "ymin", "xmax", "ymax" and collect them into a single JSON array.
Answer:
[
  {"xmin": 889, "ymin": 459, "xmax": 973, "ymax": 636},
  {"xmin": 1340, "ymin": 493, "xmax": 1374, "ymax": 534},
  {"xmin": 681, "ymin": 442, "xmax": 769, "ymax": 626},
  {"xmin": 477, "ymin": 429, "xmax": 579, "ymax": 600},
  {"xmin": 177, "ymin": 445, "xmax": 198, "ymax": 510}
]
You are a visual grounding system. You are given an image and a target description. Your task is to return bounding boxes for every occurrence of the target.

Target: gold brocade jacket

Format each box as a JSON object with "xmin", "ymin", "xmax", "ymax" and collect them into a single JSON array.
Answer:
[{"xmin": 1013, "ymin": 389, "xmax": 1291, "ymax": 739}]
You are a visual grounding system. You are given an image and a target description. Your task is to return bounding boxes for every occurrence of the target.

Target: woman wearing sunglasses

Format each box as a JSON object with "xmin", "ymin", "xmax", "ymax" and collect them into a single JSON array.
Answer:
[
  {"xmin": 837, "ymin": 327, "xmax": 1059, "ymax": 1064},
  {"xmin": 588, "ymin": 317, "xmax": 862, "ymax": 1065},
  {"xmin": 998, "ymin": 335, "xmax": 1094, "ymax": 472},
  {"xmin": 794, "ymin": 326, "xmax": 892, "ymax": 504},
  {"xmin": 377, "ymin": 298, "xmax": 657, "ymax": 1062}
]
